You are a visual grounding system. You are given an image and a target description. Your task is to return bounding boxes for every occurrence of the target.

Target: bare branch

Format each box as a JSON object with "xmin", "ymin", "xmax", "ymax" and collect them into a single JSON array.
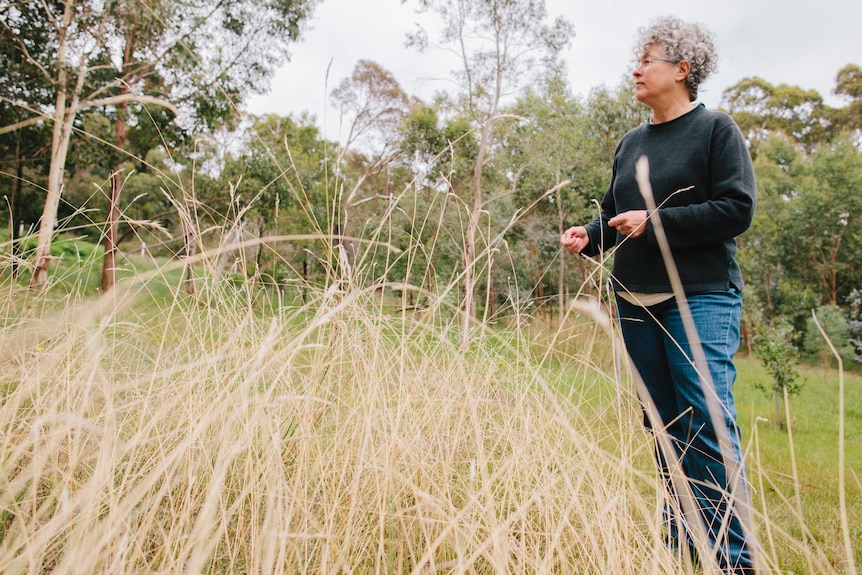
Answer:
[
  {"xmin": 0, "ymin": 114, "xmax": 48, "ymax": 136},
  {"xmin": 73, "ymin": 93, "xmax": 180, "ymax": 116}
]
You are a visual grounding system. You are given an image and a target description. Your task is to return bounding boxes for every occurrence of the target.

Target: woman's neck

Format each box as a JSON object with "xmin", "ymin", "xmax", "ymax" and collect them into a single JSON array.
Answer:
[{"xmin": 650, "ymin": 98, "xmax": 696, "ymax": 124}]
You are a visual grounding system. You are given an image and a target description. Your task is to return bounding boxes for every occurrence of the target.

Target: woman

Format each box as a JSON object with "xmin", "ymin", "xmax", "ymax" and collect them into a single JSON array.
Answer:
[{"xmin": 561, "ymin": 16, "xmax": 759, "ymax": 575}]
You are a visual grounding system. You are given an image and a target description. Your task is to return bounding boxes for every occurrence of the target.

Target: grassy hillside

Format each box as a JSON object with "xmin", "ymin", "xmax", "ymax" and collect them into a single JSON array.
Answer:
[{"xmin": 734, "ymin": 358, "xmax": 861, "ymax": 573}]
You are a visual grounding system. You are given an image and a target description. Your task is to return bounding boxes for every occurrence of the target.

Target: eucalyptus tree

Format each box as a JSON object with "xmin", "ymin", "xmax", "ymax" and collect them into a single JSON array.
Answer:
[
  {"xmin": 835, "ymin": 64, "xmax": 862, "ymax": 100},
  {"xmin": 720, "ymin": 76, "xmax": 835, "ymax": 151},
  {"xmin": 0, "ymin": 1, "xmax": 55, "ymax": 273},
  {"xmin": 330, "ymin": 60, "xmax": 412, "ymax": 183},
  {"xmin": 735, "ymin": 133, "xmax": 816, "ymax": 337},
  {"xmin": 398, "ymin": 102, "xmax": 478, "ymax": 303},
  {"xmin": 404, "ymin": 0, "xmax": 574, "ymax": 341},
  {"xmin": 0, "ymin": 0, "xmax": 320, "ymax": 290},
  {"xmin": 0, "ymin": 108, "xmax": 51, "ymax": 275},
  {"xmin": 737, "ymin": 134, "xmax": 800, "ymax": 313},
  {"xmin": 494, "ymin": 79, "xmax": 649, "ymax": 316},
  {"xmin": 786, "ymin": 136, "xmax": 862, "ymax": 306},
  {"xmin": 329, "ymin": 59, "xmax": 413, "ymax": 267},
  {"xmin": 574, "ymin": 82, "xmax": 648, "ymax": 284},
  {"xmin": 834, "ymin": 63, "xmax": 862, "ymax": 141},
  {"xmin": 221, "ymin": 113, "xmax": 335, "ymax": 291},
  {"xmin": 582, "ymin": 82, "xmax": 649, "ymax": 165},
  {"xmin": 739, "ymin": 130, "xmax": 862, "ymax": 330},
  {"xmin": 719, "ymin": 72, "xmax": 862, "ymax": 324},
  {"xmin": 494, "ymin": 77, "xmax": 583, "ymax": 315}
]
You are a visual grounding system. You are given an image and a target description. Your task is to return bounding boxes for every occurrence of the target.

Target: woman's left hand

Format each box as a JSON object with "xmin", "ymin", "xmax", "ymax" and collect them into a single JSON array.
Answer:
[{"xmin": 608, "ymin": 210, "xmax": 648, "ymax": 238}]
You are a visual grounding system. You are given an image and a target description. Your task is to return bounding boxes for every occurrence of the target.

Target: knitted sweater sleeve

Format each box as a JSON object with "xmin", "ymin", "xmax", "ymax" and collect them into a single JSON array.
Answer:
[{"xmin": 646, "ymin": 118, "xmax": 756, "ymax": 250}]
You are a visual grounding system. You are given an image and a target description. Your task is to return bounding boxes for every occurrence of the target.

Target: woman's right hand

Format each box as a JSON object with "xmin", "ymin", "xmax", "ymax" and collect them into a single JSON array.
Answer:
[{"xmin": 561, "ymin": 226, "xmax": 589, "ymax": 254}]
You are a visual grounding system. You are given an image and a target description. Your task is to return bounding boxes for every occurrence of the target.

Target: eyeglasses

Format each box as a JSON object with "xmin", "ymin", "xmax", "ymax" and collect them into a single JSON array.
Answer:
[{"xmin": 634, "ymin": 57, "xmax": 678, "ymax": 71}]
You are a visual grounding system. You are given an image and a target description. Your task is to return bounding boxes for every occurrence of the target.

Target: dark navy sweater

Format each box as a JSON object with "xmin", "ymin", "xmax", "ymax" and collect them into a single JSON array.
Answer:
[{"xmin": 582, "ymin": 103, "xmax": 756, "ymax": 294}]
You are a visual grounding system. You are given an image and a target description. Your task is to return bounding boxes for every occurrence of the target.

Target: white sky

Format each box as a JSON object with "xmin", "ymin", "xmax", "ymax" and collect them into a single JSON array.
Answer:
[{"xmin": 247, "ymin": 0, "xmax": 862, "ymax": 142}]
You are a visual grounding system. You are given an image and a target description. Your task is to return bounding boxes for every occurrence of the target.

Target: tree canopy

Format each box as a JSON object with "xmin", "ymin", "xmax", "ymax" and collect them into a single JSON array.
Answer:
[
  {"xmin": 0, "ymin": 0, "xmax": 320, "ymax": 287},
  {"xmin": 2, "ymin": 6, "xmax": 861, "ymax": 363}
]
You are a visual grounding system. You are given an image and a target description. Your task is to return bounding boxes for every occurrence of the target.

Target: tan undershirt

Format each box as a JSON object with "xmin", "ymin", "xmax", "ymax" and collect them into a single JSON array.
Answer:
[{"xmin": 615, "ymin": 291, "xmax": 674, "ymax": 307}]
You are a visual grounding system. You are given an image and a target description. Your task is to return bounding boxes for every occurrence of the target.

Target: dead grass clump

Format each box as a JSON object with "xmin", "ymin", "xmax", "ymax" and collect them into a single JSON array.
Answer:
[{"xmin": 0, "ymin": 277, "xmax": 685, "ymax": 574}]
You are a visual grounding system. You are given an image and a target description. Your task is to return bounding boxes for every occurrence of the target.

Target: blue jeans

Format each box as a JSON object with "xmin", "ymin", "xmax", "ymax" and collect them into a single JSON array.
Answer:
[{"xmin": 616, "ymin": 290, "xmax": 757, "ymax": 573}]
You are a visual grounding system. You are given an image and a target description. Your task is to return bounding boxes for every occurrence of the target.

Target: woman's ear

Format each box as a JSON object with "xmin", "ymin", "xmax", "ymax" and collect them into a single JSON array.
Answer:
[{"xmin": 676, "ymin": 60, "xmax": 691, "ymax": 80}]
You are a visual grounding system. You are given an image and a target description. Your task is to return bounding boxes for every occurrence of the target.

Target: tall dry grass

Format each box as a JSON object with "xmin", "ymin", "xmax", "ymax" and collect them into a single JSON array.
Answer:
[
  {"xmin": 0, "ymin": 159, "xmax": 856, "ymax": 575},
  {"xmin": 0, "ymin": 255, "xmax": 701, "ymax": 574}
]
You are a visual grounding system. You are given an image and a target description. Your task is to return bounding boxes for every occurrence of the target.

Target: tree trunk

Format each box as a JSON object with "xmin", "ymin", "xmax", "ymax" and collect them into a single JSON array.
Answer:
[
  {"xmin": 30, "ymin": 1, "xmax": 78, "ymax": 289},
  {"xmin": 100, "ymin": 91, "xmax": 129, "ymax": 293},
  {"xmin": 100, "ymin": 31, "xmax": 137, "ymax": 294},
  {"xmin": 461, "ymin": 212, "xmax": 478, "ymax": 342},
  {"xmin": 183, "ymin": 218, "xmax": 197, "ymax": 296},
  {"xmin": 10, "ymin": 136, "xmax": 23, "ymax": 277},
  {"xmin": 741, "ymin": 321, "xmax": 753, "ymax": 356},
  {"xmin": 100, "ymin": 167, "xmax": 123, "ymax": 293},
  {"xmin": 483, "ymin": 246, "xmax": 495, "ymax": 323},
  {"xmin": 216, "ymin": 223, "xmax": 244, "ymax": 276},
  {"xmin": 461, "ymin": 117, "xmax": 494, "ymax": 345},
  {"xmin": 31, "ymin": 107, "xmax": 73, "ymax": 288},
  {"xmin": 301, "ymin": 254, "xmax": 309, "ymax": 303},
  {"xmin": 774, "ymin": 388, "xmax": 784, "ymax": 429}
]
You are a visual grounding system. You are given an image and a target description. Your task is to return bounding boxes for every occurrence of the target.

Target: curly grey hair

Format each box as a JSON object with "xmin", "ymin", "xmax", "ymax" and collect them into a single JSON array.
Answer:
[{"xmin": 634, "ymin": 16, "xmax": 718, "ymax": 102}]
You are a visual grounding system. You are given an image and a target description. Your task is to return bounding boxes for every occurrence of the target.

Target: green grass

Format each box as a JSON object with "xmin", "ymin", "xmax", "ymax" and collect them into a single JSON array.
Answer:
[{"xmin": 734, "ymin": 357, "xmax": 862, "ymax": 573}]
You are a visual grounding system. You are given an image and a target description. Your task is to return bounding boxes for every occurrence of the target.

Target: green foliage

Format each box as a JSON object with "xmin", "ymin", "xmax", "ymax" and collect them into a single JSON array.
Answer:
[
  {"xmin": 15, "ymin": 234, "xmax": 103, "ymax": 260},
  {"xmin": 226, "ymin": 113, "xmax": 333, "ymax": 227},
  {"xmin": 492, "ymin": 79, "xmax": 646, "ymax": 306},
  {"xmin": 401, "ymin": 103, "xmax": 478, "ymax": 192},
  {"xmin": 2, "ymin": 0, "xmax": 322, "ymax": 289},
  {"xmin": 752, "ymin": 318, "xmax": 802, "ymax": 427},
  {"xmin": 803, "ymin": 304, "xmax": 855, "ymax": 370},
  {"xmin": 792, "ymin": 137, "xmax": 862, "ymax": 301},
  {"xmin": 217, "ymin": 113, "xmax": 339, "ymax": 289},
  {"xmin": 848, "ymin": 289, "xmax": 862, "ymax": 364},
  {"xmin": 0, "ymin": 1, "xmax": 55, "ymax": 108},
  {"xmin": 835, "ymin": 64, "xmax": 862, "ymax": 99},
  {"xmin": 720, "ymin": 76, "xmax": 835, "ymax": 149},
  {"xmin": 0, "ymin": 119, "xmax": 50, "ymax": 234},
  {"xmin": 834, "ymin": 64, "xmax": 862, "ymax": 132},
  {"xmin": 4, "ymin": 0, "xmax": 861, "ymax": 359},
  {"xmin": 0, "ymin": 8, "xmax": 53, "ymax": 239},
  {"xmin": 739, "ymin": 131, "xmax": 862, "ymax": 329}
]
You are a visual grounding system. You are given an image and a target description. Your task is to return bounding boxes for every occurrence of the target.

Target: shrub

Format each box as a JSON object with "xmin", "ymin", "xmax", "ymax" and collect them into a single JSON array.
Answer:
[
  {"xmin": 753, "ymin": 318, "xmax": 801, "ymax": 428},
  {"xmin": 803, "ymin": 304, "xmax": 854, "ymax": 372}
]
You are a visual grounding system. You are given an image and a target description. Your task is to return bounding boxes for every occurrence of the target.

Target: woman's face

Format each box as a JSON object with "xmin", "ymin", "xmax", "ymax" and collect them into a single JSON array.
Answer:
[{"xmin": 632, "ymin": 45, "xmax": 683, "ymax": 107}]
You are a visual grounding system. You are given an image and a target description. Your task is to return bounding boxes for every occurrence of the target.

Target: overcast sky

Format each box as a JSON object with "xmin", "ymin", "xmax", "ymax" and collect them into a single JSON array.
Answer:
[{"xmin": 247, "ymin": 0, "xmax": 862, "ymax": 142}]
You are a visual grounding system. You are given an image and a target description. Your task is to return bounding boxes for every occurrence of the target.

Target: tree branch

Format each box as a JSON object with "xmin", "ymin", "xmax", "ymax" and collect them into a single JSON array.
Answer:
[
  {"xmin": 0, "ymin": 114, "xmax": 47, "ymax": 136},
  {"xmin": 0, "ymin": 94, "xmax": 179, "ymax": 136},
  {"xmin": 73, "ymin": 93, "xmax": 179, "ymax": 116}
]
